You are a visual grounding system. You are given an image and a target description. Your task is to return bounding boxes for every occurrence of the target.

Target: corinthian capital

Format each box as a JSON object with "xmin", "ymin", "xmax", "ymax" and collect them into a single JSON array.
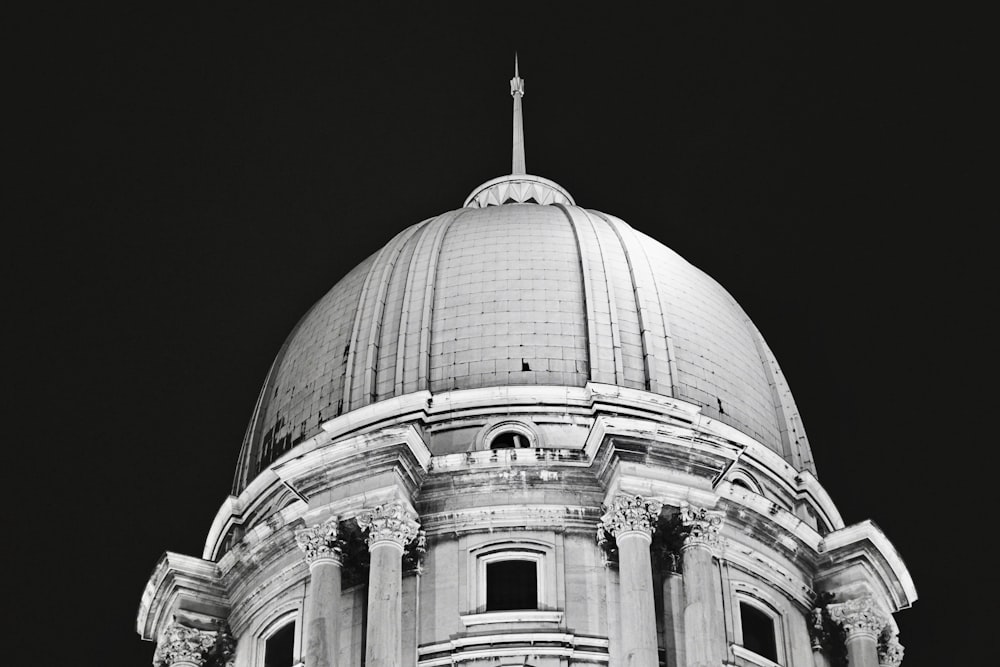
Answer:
[
  {"xmin": 827, "ymin": 597, "xmax": 889, "ymax": 641},
  {"xmin": 679, "ymin": 503, "xmax": 725, "ymax": 552},
  {"xmin": 879, "ymin": 630, "xmax": 904, "ymax": 666},
  {"xmin": 356, "ymin": 502, "xmax": 420, "ymax": 550},
  {"xmin": 600, "ymin": 493, "xmax": 663, "ymax": 541},
  {"xmin": 295, "ymin": 517, "xmax": 343, "ymax": 566},
  {"xmin": 152, "ymin": 623, "xmax": 218, "ymax": 667}
]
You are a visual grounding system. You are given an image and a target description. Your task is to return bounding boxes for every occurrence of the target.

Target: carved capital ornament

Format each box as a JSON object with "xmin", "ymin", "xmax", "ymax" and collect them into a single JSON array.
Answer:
[
  {"xmin": 679, "ymin": 503, "xmax": 725, "ymax": 552},
  {"xmin": 295, "ymin": 517, "xmax": 343, "ymax": 566},
  {"xmin": 827, "ymin": 596, "xmax": 889, "ymax": 641},
  {"xmin": 356, "ymin": 502, "xmax": 420, "ymax": 550},
  {"xmin": 599, "ymin": 493, "xmax": 663, "ymax": 542},
  {"xmin": 152, "ymin": 623, "xmax": 219, "ymax": 667},
  {"xmin": 879, "ymin": 630, "xmax": 905, "ymax": 666}
]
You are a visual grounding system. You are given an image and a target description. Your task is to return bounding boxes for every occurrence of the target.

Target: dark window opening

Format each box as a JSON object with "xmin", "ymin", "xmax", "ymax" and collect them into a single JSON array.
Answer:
[
  {"xmin": 740, "ymin": 602, "xmax": 778, "ymax": 662},
  {"xmin": 486, "ymin": 560, "xmax": 537, "ymax": 610},
  {"xmin": 264, "ymin": 622, "xmax": 295, "ymax": 667},
  {"xmin": 490, "ymin": 432, "xmax": 530, "ymax": 449},
  {"xmin": 732, "ymin": 479, "xmax": 752, "ymax": 491}
]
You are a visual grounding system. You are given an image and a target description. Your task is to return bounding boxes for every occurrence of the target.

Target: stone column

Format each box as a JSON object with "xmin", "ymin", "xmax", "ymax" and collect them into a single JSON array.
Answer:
[
  {"xmin": 827, "ymin": 597, "xmax": 888, "ymax": 667},
  {"xmin": 357, "ymin": 502, "xmax": 420, "ymax": 667},
  {"xmin": 662, "ymin": 569, "xmax": 685, "ymax": 667},
  {"xmin": 295, "ymin": 518, "xmax": 344, "ymax": 667},
  {"xmin": 679, "ymin": 503, "xmax": 726, "ymax": 667},
  {"xmin": 599, "ymin": 493, "xmax": 663, "ymax": 667},
  {"xmin": 152, "ymin": 622, "xmax": 219, "ymax": 667}
]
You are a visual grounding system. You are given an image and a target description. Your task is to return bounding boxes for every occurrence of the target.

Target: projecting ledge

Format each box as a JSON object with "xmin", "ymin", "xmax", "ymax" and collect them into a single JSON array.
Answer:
[{"xmin": 460, "ymin": 610, "xmax": 564, "ymax": 626}]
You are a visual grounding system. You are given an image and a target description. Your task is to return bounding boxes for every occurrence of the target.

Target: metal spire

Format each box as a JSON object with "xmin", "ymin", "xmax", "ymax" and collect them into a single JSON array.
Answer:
[{"xmin": 510, "ymin": 53, "xmax": 526, "ymax": 174}]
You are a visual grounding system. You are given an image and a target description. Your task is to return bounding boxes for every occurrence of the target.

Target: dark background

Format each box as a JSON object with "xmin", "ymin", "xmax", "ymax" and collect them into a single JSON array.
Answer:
[{"xmin": 12, "ymin": 3, "xmax": 989, "ymax": 666}]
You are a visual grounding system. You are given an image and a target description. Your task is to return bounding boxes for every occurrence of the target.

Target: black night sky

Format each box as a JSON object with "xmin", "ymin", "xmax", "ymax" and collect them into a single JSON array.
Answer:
[{"xmin": 14, "ymin": 4, "xmax": 989, "ymax": 666}]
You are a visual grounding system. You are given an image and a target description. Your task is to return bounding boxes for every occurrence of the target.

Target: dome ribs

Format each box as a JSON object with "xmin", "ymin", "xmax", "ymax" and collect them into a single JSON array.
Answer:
[
  {"xmin": 746, "ymin": 318, "xmax": 816, "ymax": 475},
  {"xmin": 341, "ymin": 232, "xmax": 405, "ymax": 413},
  {"xmin": 359, "ymin": 221, "xmax": 427, "ymax": 407},
  {"xmin": 594, "ymin": 211, "xmax": 674, "ymax": 396},
  {"xmin": 558, "ymin": 204, "xmax": 623, "ymax": 385},
  {"xmin": 229, "ymin": 206, "xmax": 818, "ymax": 491},
  {"xmin": 391, "ymin": 209, "xmax": 467, "ymax": 396}
]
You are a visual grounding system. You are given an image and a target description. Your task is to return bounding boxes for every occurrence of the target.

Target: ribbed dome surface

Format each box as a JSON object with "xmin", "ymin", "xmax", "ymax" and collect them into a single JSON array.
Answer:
[{"xmin": 234, "ymin": 204, "xmax": 812, "ymax": 491}]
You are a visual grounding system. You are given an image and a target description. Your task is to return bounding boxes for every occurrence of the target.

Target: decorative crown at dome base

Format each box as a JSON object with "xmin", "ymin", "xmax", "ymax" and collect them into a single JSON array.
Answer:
[{"xmin": 463, "ymin": 173, "xmax": 575, "ymax": 208}]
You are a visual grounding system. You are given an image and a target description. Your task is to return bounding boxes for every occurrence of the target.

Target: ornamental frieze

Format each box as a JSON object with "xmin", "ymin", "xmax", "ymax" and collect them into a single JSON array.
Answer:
[{"xmin": 356, "ymin": 502, "xmax": 421, "ymax": 548}]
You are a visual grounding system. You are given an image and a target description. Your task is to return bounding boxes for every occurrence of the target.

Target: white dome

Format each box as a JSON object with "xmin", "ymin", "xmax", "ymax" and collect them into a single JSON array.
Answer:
[{"xmin": 233, "ymin": 198, "xmax": 814, "ymax": 491}]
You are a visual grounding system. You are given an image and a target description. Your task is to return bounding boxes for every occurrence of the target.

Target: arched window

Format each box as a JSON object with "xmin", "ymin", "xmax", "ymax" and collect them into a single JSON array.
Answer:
[
  {"xmin": 483, "ymin": 421, "xmax": 537, "ymax": 450},
  {"xmin": 728, "ymin": 470, "xmax": 763, "ymax": 494},
  {"xmin": 263, "ymin": 621, "xmax": 295, "ymax": 667},
  {"xmin": 739, "ymin": 601, "xmax": 778, "ymax": 663},
  {"xmin": 490, "ymin": 431, "xmax": 531, "ymax": 449}
]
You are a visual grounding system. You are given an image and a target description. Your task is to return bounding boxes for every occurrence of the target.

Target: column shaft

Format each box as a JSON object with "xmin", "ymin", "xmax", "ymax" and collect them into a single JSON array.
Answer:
[
  {"xmin": 366, "ymin": 543, "xmax": 404, "ymax": 667},
  {"xmin": 662, "ymin": 571, "xmax": 685, "ymax": 667},
  {"xmin": 682, "ymin": 545, "xmax": 724, "ymax": 667},
  {"xmin": 617, "ymin": 532, "xmax": 659, "ymax": 667},
  {"xmin": 303, "ymin": 559, "xmax": 342, "ymax": 667},
  {"xmin": 845, "ymin": 634, "xmax": 879, "ymax": 667}
]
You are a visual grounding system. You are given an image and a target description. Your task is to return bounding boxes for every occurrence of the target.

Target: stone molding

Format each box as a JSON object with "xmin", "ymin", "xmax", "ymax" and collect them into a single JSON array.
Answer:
[
  {"xmin": 294, "ymin": 517, "xmax": 343, "ymax": 566},
  {"xmin": 599, "ymin": 493, "xmax": 663, "ymax": 540},
  {"xmin": 152, "ymin": 622, "xmax": 219, "ymax": 667},
  {"xmin": 679, "ymin": 503, "xmax": 725, "ymax": 552},
  {"xmin": 356, "ymin": 502, "xmax": 421, "ymax": 550},
  {"xmin": 827, "ymin": 596, "xmax": 889, "ymax": 641}
]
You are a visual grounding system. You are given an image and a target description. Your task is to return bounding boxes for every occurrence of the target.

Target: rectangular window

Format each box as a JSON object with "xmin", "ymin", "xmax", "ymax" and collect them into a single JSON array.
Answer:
[
  {"xmin": 739, "ymin": 602, "xmax": 778, "ymax": 663},
  {"xmin": 486, "ymin": 559, "xmax": 538, "ymax": 611}
]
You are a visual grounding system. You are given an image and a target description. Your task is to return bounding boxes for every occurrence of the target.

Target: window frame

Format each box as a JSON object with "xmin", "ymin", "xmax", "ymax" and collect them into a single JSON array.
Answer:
[
  {"xmin": 460, "ymin": 537, "xmax": 563, "ymax": 627},
  {"xmin": 255, "ymin": 610, "xmax": 301, "ymax": 667},
  {"xmin": 479, "ymin": 549, "xmax": 544, "ymax": 611},
  {"xmin": 483, "ymin": 421, "xmax": 537, "ymax": 450},
  {"xmin": 732, "ymin": 595, "xmax": 785, "ymax": 667}
]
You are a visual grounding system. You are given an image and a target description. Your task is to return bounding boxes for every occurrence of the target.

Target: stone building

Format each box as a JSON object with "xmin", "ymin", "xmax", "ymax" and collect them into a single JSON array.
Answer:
[{"xmin": 137, "ymin": 61, "xmax": 915, "ymax": 667}]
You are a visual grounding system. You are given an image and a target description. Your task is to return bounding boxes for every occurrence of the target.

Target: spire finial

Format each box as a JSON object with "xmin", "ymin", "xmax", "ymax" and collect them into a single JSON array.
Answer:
[{"xmin": 510, "ymin": 54, "xmax": 526, "ymax": 174}]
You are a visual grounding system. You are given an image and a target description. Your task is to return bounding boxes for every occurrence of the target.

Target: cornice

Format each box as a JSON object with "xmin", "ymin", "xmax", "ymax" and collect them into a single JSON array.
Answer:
[
  {"xmin": 817, "ymin": 520, "xmax": 917, "ymax": 612},
  {"xmin": 137, "ymin": 552, "xmax": 228, "ymax": 642}
]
